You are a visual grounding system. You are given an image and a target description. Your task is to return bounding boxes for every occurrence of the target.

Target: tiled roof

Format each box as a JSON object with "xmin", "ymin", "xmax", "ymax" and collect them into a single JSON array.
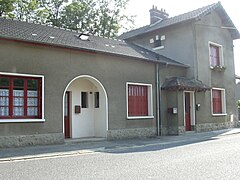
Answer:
[
  {"xmin": 0, "ymin": 17, "xmax": 187, "ymax": 67},
  {"xmin": 161, "ymin": 77, "xmax": 211, "ymax": 92},
  {"xmin": 120, "ymin": 2, "xmax": 240, "ymax": 40}
]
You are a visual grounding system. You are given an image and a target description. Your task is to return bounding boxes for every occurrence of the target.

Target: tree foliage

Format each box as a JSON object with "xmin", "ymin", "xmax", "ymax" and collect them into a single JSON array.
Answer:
[
  {"xmin": 13, "ymin": 0, "xmax": 41, "ymax": 22},
  {"xmin": 0, "ymin": 0, "xmax": 134, "ymax": 38},
  {"xmin": 0, "ymin": 0, "xmax": 15, "ymax": 17}
]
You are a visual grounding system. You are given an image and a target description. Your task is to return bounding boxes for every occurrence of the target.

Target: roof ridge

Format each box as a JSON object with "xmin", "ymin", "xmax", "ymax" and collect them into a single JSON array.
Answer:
[
  {"xmin": 119, "ymin": 2, "xmax": 221, "ymax": 39},
  {"xmin": 171, "ymin": 2, "xmax": 219, "ymax": 20}
]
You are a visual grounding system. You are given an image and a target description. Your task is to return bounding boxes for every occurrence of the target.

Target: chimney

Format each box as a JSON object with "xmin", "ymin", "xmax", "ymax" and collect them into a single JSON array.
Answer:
[{"xmin": 149, "ymin": 5, "xmax": 169, "ymax": 24}]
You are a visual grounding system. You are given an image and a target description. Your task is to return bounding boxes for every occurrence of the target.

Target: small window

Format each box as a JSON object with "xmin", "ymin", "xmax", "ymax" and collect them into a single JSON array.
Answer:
[
  {"xmin": 209, "ymin": 42, "xmax": 223, "ymax": 68},
  {"xmin": 152, "ymin": 35, "xmax": 165, "ymax": 50},
  {"xmin": 127, "ymin": 83, "xmax": 153, "ymax": 119},
  {"xmin": 94, "ymin": 92, "xmax": 99, "ymax": 108},
  {"xmin": 211, "ymin": 88, "xmax": 226, "ymax": 115},
  {"xmin": 81, "ymin": 92, "xmax": 88, "ymax": 108},
  {"xmin": 154, "ymin": 39, "xmax": 162, "ymax": 48}
]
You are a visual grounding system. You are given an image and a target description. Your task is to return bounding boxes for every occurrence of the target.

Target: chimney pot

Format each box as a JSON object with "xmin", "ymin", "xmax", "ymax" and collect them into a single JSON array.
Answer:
[{"xmin": 149, "ymin": 5, "xmax": 169, "ymax": 24}]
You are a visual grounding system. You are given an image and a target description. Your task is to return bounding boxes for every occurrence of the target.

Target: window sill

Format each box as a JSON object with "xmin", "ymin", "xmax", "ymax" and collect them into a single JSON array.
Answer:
[
  {"xmin": 212, "ymin": 113, "xmax": 227, "ymax": 117},
  {"xmin": 0, "ymin": 119, "xmax": 45, "ymax": 123},
  {"xmin": 210, "ymin": 66, "xmax": 226, "ymax": 71},
  {"xmin": 153, "ymin": 46, "xmax": 164, "ymax": 50},
  {"xmin": 127, "ymin": 116, "xmax": 154, "ymax": 120}
]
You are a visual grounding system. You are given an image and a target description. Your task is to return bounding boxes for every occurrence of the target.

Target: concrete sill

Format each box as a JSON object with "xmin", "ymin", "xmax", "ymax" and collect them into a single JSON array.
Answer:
[
  {"xmin": 0, "ymin": 119, "xmax": 45, "ymax": 123},
  {"xmin": 127, "ymin": 116, "xmax": 154, "ymax": 120},
  {"xmin": 212, "ymin": 114, "xmax": 227, "ymax": 117},
  {"xmin": 153, "ymin": 46, "xmax": 164, "ymax": 50}
]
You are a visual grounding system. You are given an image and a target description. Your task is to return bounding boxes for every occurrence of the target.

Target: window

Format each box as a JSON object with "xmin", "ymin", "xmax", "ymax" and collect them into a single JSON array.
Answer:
[
  {"xmin": 127, "ymin": 83, "xmax": 153, "ymax": 119},
  {"xmin": 154, "ymin": 39, "xmax": 162, "ymax": 48},
  {"xmin": 150, "ymin": 35, "xmax": 165, "ymax": 50},
  {"xmin": 94, "ymin": 92, "xmax": 99, "ymax": 108},
  {"xmin": 209, "ymin": 42, "xmax": 223, "ymax": 68},
  {"xmin": 0, "ymin": 74, "xmax": 43, "ymax": 120},
  {"xmin": 211, "ymin": 88, "xmax": 226, "ymax": 115},
  {"xmin": 81, "ymin": 92, "xmax": 88, "ymax": 108}
]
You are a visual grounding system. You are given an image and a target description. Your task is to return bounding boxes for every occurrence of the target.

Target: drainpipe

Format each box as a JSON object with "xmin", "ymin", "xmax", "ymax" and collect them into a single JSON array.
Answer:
[{"xmin": 156, "ymin": 63, "xmax": 160, "ymax": 136}]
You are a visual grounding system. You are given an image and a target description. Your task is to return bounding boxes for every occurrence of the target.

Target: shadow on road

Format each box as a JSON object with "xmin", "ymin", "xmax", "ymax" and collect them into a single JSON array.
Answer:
[
  {"xmin": 101, "ymin": 137, "xmax": 217, "ymax": 154},
  {"xmin": 0, "ymin": 128, "xmax": 238, "ymax": 160}
]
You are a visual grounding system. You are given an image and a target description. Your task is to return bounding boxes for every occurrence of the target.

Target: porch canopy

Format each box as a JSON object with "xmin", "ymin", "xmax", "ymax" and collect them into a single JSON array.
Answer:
[{"xmin": 161, "ymin": 77, "xmax": 211, "ymax": 92}]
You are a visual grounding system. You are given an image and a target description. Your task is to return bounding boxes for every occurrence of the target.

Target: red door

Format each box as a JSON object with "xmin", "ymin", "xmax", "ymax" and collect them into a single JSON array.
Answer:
[
  {"xmin": 185, "ymin": 92, "xmax": 191, "ymax": 131},
  {"xmin": 64, "ymin": 91, "xmax": 70, "ymax": 138}
]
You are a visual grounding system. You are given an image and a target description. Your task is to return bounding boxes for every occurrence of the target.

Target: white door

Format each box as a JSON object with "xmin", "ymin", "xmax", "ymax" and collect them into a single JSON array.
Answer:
[{"xmin": 64, "ymin": 76, "xmax": 107, "ymax": 139}]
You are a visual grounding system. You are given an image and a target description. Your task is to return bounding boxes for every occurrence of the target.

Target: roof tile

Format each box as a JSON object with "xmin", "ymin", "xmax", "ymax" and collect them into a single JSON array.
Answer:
[{"xmin": 0, "ymin": 17, "xmax": 187, "ymax": 67}]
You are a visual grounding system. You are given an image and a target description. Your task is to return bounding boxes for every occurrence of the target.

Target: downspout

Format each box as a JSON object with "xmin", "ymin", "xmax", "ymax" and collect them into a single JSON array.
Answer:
[
  {"xmin": 192, "ymin": 22, "xmax": 198, "ymax": 129},
  {"xmin": 156, "ymin": 63, "xmax": 160, "ymax": 136},
  {"xmin": 192, "ymin": 22, "xmax": 198, "ymax": 80}
]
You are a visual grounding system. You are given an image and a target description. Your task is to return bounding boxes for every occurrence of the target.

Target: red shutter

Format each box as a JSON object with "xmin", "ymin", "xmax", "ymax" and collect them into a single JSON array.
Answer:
[
  {"xmin": 212, "ymin": 90, "xmax": 222, "ymax": 114},
  {"xmin": 128, "ymin": 85, "xmax": 148, "ymax": 116}
]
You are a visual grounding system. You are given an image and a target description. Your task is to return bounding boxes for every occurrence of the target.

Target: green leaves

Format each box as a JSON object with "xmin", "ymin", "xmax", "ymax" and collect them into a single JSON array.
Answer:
[
  {"xmin": 0, "ymin": 0, "xmax": 134, "ymax": 38},
  {"xmin": 0, "ymin": 0, "xmax": 15, "ymax": 17},
  {"xmin": 59, "ymin": 0, "xmax": 134, "ymax": 38}
]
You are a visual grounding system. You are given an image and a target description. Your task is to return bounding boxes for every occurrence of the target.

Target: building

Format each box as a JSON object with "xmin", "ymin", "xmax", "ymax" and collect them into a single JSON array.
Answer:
[
  {"xmin": 0, "ymin": 2, "xmax": 239, "ymax": 147},
  {"xmin": 120, "ymin": 2, "xmax": 239, "ymax": 135}
]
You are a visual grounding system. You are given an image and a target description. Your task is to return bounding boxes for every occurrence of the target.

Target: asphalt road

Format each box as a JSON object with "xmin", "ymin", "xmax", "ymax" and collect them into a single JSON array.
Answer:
[{"xmin": 1, "ymin": 134, "xmax": 240, "ymax": 180}]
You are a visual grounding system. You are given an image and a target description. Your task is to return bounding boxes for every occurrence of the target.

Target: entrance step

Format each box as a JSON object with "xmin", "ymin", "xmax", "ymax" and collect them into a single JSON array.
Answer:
[
  {"xmin": 185, "ymin": 131, "xmax": 195, "ymax": 134},
  {"xmin": 65, "ymin": 137, "xmax": 106, "ymax": 144}
]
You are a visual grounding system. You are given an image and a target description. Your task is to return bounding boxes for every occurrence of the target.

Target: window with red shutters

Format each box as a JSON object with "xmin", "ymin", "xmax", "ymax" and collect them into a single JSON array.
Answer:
[
  {"xmin": 128, "ymin": 85, "xmax": 148, "ymax": 116},
  {"xmin": 212, "ymin": 89, "xmax": 222, "ymax": 114},
  {"xmin": 210, "ymin": 44, "xmax": 220, "ymax": 67},
  {"xmin": 0, "ymin": 75, "xmax": 42, "ymax": 119}
]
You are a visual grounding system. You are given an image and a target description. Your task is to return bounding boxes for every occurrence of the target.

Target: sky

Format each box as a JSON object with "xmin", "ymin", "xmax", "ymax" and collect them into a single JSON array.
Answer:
[{"xmin": 124, "ymin": 0, "xmax": 240, "ymax": 75}]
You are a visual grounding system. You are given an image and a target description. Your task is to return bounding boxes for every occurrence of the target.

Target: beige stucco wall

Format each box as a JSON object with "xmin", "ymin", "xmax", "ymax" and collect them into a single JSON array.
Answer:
[
  {"xmin": 194, "ymin": 11, "xmax": 237, "ymax": 124},
  {"xmin": 0, "ymin": 39, "xmax": 157, "ymax": 138}
]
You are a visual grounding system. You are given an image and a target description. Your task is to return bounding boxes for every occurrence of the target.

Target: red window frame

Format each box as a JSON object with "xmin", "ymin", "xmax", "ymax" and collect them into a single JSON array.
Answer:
[
  {"xmin": 210, "ymin": 44, "xmax": 220, "ymax": 67},
  {"xmin": 128, "ymin": 85, "xmax": 148, "ymax": 116},
  {"xmin": 0, "ymin": 75, "xmax": 42, "ymax": 119},
  {"xmin": 212, "ymin": 89, "xmax": 222, "ymax": 114}
]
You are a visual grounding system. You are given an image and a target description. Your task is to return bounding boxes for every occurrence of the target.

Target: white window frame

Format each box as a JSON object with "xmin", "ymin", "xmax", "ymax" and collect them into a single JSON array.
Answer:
[
  {"xmin": 152, "ymin": 35, "xmax": 165, "ymax": 50},
  {"xmin": 211, "ymin": 87, "xmax": 227, "ymax": 116},
  {"xmin": 126, "ymin": 82, "xmax": 154, "ymax": 119},
  {"xmin": 0, "ymin": 72, "xmax": 45, "ymax": 123},
  {"xmin": 208, "ymin": 41, "xmax": 224, "ymax": 68}
]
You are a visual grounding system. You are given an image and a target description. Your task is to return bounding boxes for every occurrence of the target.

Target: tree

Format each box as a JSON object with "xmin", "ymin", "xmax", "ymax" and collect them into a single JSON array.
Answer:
[
  {"xmin": 94, "ymin": 0, "xmax": 135, "ymax": 37},
  {"xmin": 60, "ymin": 0, "xmax": 95, "ymax": 31},
  {"xmin": 60, "ymin": 0, "xmax": 134, "ymax": 38},
  {"xmin": 13, "ymin": 0, "xmax": 41, "ymax": 22},
  {"xmin": 0, "ymin": 0, "xmax": 134, "ymax": 38},
  {"xmin": 40, "ymin": 0, "xmax": 68, "ymax": 26},
  {"xmin": 0, "ymin": 0, "xmax": 15, "ymax": 17}
]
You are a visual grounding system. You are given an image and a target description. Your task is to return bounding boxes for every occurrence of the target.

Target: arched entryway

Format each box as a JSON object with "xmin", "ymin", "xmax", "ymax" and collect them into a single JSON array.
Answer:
[{"xmin": 63, "ymin": 75, "xmax": 108, "ymax": 139}]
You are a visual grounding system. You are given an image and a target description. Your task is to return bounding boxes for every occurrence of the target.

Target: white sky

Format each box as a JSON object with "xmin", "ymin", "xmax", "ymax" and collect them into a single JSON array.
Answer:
[{"xmin": 125, "ymin": 0, "xmax": 240, "ymax": 75}]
